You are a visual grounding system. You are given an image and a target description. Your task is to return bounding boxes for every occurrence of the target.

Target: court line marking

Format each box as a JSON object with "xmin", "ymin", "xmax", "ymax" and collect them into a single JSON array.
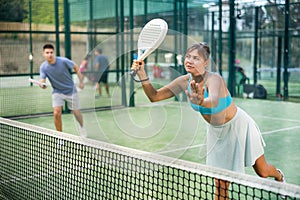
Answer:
[
  {"xmin": 256, "ymin": 115, "xmax": 300, "ymax": 123},
  {"xmin": 262, "ymin": 125, "xmax": 300, "ymax": 135},
  {"xmin": 158, "ymin": 125, "xmax": 300, "ymax": 154}
]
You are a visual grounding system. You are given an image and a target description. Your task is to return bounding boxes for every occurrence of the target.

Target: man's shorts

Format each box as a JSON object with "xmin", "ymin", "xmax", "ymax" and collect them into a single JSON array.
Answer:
[
  {"xmin": 52, "ymin": 93, "xmax": 80, "ymax": 110},
  {"xmin": 96, "ymin": 71, "xmax": 108, "ymax": 83}
]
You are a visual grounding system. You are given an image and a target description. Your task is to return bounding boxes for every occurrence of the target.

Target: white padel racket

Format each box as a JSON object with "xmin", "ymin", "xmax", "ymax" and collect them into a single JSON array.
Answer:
[
  {"xmin": 28, "ymin": 78, "xmax": 47, "ymax": 88},
  {"xmin": 130, "ymin": 18, "xmax": 168, "ymax": 77}
]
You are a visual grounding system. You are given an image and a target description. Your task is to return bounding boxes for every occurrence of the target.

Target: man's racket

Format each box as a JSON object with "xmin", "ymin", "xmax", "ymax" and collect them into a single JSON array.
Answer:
[
  {"xmin": 28, "ymin": 78, "xmax": 47, "ymax": 88},
  {"xmin": 130, "ymin": 18, "xmax": 168, "ymax": 77}
]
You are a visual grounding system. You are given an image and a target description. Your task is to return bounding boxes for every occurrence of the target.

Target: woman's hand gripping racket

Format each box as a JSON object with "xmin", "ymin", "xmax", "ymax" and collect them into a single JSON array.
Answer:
[
  {"xmin": 28, "ymin": 78, "xmax": 47, "ymax": 88},
  {"xmin": 130, "ymin": 18, "xmax": 168, "ymax": 81}
]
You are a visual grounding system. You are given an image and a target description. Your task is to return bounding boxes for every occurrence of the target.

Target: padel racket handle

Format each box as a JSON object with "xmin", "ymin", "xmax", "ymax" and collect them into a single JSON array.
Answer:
[
  {"xmin": 130, "ymin": 61, "xmax": 142, "ymax": 77},
  {"xmin": 130, "ymin": 70, "xmax": 137, "ymax": 76}
]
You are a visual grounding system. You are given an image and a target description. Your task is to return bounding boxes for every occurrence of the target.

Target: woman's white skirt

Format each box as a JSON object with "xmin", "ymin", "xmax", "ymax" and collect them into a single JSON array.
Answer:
[{"xmin": 206, "ymin": 107, "xmax": 266, "ymax": 173}]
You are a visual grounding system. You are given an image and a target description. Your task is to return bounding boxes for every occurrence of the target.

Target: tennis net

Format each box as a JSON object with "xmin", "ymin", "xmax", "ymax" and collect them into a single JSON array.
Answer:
[{"xmin": 1, "ymin": 117, "xmax": 300, "ymax": 200}]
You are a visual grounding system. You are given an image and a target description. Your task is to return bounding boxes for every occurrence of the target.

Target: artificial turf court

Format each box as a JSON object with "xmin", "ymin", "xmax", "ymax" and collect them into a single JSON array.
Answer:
[{"xmin": 15, "ymin": 94, "xmax": 300, "ymax": 187}]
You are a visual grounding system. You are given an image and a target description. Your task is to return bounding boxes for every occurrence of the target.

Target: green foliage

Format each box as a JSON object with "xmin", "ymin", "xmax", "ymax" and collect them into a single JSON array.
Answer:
[
  {"xmin": 0, "ymin": 0, "xmax": 65, "ymax": 24},
  {"xmin": 0, "ymin": 0, "xmax": 26, "ymax": 22},
  {"xmin": 23, "ymin": 0, "xmax": 64, "ymax": 25}
]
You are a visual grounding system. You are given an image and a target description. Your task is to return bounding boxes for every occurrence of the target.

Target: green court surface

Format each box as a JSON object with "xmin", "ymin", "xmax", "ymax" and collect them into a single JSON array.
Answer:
[{"xmin": 17, "ymin": 96, "xmax": 300, "ymax": 186}]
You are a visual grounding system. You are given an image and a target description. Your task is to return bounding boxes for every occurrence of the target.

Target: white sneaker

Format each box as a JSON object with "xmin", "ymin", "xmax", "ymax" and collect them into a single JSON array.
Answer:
[
  {"xmin": 79, "ymin": 126, "xmax": 87, "ymax": 138},
  {"xmin": 277, "ymin": 169, "xmax": 286, "ymax": 199},
  {"xmin": 277, "ymin": 169, "xmax": 285, "ymax": 182}
]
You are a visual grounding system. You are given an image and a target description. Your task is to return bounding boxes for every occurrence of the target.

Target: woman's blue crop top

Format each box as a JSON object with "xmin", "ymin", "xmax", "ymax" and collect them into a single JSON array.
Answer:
[{"xmin": 187, "ymin": 75, "xmax": 232, "ymax": 115}]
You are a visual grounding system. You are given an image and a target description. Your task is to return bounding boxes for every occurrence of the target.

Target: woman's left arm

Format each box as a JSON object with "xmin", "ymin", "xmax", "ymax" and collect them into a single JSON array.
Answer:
[
  {"xmin": 187, "ymin": 74, "xmax": 224, "ymax": 108},
  {"xmin": 202, "ymin": 74, "xmax": 225, "ymax": 108}
]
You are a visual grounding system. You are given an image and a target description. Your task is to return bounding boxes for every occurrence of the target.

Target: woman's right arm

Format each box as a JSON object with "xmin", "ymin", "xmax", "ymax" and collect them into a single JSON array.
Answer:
[{"xmin": 131, "ymin": 60, "xmax": 187, "ymax": 102}]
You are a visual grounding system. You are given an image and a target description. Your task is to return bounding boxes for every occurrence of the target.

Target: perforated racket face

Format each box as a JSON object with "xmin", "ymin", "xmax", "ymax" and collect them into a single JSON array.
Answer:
[{"xmin": 137, "ymin": 18, "xmax": 168, "ymax": 60}]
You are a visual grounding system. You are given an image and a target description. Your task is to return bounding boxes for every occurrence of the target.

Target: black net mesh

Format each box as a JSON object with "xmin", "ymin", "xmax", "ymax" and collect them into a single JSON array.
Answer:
[{"xmin": 1, "ymin": 118, "xmax": 300, "ymax": 199}]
